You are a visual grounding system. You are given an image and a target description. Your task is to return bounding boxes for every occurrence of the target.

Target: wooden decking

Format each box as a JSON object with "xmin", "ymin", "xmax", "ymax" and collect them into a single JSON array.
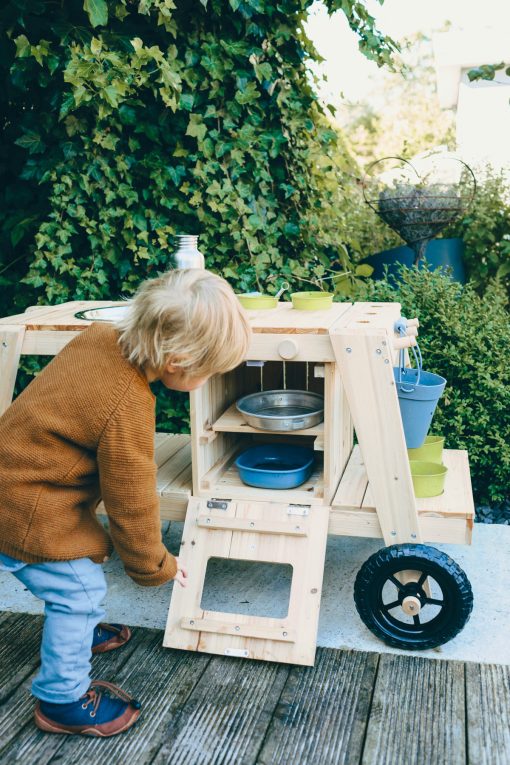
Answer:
[{"xmin": 1, "ymin": 612, "xmax": 509, "ymax": 764}]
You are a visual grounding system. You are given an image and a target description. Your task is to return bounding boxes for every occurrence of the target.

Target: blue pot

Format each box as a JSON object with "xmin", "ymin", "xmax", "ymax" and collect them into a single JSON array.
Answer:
[
  {"xmin": 367, "ymin": 238, "xmax": 465, "ymax": 284},
  {"xmin": 235, "ymin": 444, "xmax": 315, "ymax": 489}
]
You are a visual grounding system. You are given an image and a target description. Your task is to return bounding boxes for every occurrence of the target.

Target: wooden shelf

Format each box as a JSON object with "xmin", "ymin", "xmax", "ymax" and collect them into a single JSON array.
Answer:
[
  {"xmin": 330, "ymin": 446, "xmax": 475, "ymax": 545},
  {"xmin": 199, "ymin": 445, "xmax": 325, "ymax": 505},
  {"xmin": 212, "ymin": 403, "xmax": 325, "ymax": 437}
]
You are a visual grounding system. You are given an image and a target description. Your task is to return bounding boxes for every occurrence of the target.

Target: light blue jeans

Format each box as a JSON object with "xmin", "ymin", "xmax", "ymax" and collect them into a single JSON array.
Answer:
[{"xmin": 0, "ymin": 553, "xmax": 106, "ymax": 703}]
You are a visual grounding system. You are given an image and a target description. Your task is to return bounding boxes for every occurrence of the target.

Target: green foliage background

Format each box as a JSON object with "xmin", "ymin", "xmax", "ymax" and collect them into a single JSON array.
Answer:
[{"xmin": 1, "ymin": 0, "xmax": 395, "ymax": 430}]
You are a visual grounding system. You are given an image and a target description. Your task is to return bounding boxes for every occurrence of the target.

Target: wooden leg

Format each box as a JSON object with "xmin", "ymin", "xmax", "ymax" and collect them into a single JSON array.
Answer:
[
  {"xmin": 330, "ymin": 327, "xmax": 421, "ymax": 545},
  {"xmin": 0, "ymin": 326, "xmax": 25, "ymax": 416}
]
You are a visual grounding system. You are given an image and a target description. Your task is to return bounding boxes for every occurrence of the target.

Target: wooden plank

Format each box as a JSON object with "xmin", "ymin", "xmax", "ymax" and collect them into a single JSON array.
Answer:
[
  {"xmin": 330, "ymin": 326, "xmax": 421, "ymax": 545},
  {"xmin": 332, "ymin": 445, "xmax": 368, "ymax": 510},
  {"xmin": 212, "ymin": 402, "xmax": 324, "ymax": 437},
  {"xmin": 180, "ymin": 618, "xmax": 296, "ymax": 643},
  {"xmin": 257, "ymin": 648, "xmax": 378, "ymax": 765},
  {"xmin": 1, "ymin": 628, "xmax": 210, "ymax": 764},
  {"xmin": 247, "ymin": 301, "xmax": 352, "ymax": 334},
  {"xmin": 328, "ymin": 507, "xmax": 471, "ymax": 545},
  {"xmin": 196, "ymin": 516, "xmax": 307, "ymax": 536},
  {"xmin": 362, "ymin": 654, "xmax": 465, "ymax": 765},
  {"xmin": 248, "ymin": 333, "xmax": 336, "ymax": 362},
  {"xmin": 151, "ymin": 654, "xmax": 290, "ymax": 764},
  {"xmin": 21, "ymin": 330, "xmax": 81, "ymax": 355},
  {"xmin": 466, "ymin": 662, "xmax": 510, "ymax": 765},
  {"xmin": 154, "ymin": 433, "xmax": 190, "ymax": 468},
  {"xmin": 0, "ymin": 617, "xmax": 145, "ymax": 758},
  {"xmin": 0, "ymin": 301, "xmax": 126, "ymax": 331},
  {"xmin": 0, "ymin": 614, "xmax": 43, "ymax": 703},
  {"xmin": 0, "ymin": 326, "xmax": 25, "ymax": 416}
]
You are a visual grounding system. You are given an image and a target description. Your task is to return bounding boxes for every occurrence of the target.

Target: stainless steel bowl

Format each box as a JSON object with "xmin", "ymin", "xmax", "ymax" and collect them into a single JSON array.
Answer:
[{"xmin": 236, "ymin": 390, "xmax": 324, "ymax": 431}]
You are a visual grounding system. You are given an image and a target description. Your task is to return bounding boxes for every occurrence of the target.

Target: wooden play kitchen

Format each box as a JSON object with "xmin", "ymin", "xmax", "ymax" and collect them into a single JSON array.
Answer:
[{"xmin": 0, "ymin": 298, "xmax": 475, "ymax": 666}]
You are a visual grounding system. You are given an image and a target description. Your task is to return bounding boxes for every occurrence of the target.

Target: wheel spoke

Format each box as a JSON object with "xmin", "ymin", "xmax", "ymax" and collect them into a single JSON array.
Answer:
[
  {"xmin": 388, "ymin": 575, "xmax": 405, "ymax": 591},
  {"xmin": 413, "ymin": 615, "xmax": 421, "ymax": 626},
  {"xmin": 417, "ymin": 572, "xmax": 428, "ymax": 587},
  {"xmin": 382, "ymin": 599, "xmax": 401, "ymax": 612},
  {"xmin": 424, "ymin": 597, "xmax": 444, "ymax": 607}
]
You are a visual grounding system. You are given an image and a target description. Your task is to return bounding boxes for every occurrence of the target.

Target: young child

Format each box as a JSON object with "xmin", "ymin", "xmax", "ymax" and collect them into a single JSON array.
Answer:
[{"xmin": 0, "ymin": 269, "xmax": 251, "ymax": 737}]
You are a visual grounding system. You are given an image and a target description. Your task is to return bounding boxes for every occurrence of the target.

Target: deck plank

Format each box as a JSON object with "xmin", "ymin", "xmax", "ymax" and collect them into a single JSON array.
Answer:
[
  {"xmin": 361, "ymin": 654, "xmax": 466, "ymax": 765},
  {"xmin": 256, "ymin": 648, "xmax": 378, "ymax": 765},
  {"xmin": 0, "ymin": 614, "xmax": 43, "ymax": 703},
  {"xmin": 0, "ymin": 624, "xmax": 145, "ymax": 761},
  {"xmin": 466, "ymin": 662, "xmax": 510, "ymax": 765},
  {"xmin": 151, "ymin": 655, "xmax": 290, "ymax": 765}
]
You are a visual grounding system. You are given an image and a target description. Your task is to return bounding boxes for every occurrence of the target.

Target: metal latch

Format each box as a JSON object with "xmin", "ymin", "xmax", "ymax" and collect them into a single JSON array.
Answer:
[
  {"xmin": 287, "ymin": 504, "xmax": 310, "ymax": 517},
  {"xmin": 224, "ymin": 648, "xmax": 249, "ymax": 658},
  {"xmin": 207, "ymin": 498, "xmax": 231, "ymax": 510}
]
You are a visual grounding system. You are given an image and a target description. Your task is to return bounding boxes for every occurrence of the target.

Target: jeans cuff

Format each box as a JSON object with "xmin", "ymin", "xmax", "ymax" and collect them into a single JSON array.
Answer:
[{"xmin": 31, "ymin": 675, "xmax": 91, "ymax": 704}]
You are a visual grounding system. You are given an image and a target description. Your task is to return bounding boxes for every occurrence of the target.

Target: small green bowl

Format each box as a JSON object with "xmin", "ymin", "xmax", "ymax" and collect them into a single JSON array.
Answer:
[
  {"xmin": 409, "ymin": 460, "xmax": 448, "ymax": 498},
  {"xmin": 237, "ymin": 294, "xmax": 278, "ymax": 310},
  {"xmin": 407, "ymin": 435, "xmax": 445, "ymax": 464},
  {"xmin": 291, "ymin": 291, "xmax": 334, "ymax": 311}
]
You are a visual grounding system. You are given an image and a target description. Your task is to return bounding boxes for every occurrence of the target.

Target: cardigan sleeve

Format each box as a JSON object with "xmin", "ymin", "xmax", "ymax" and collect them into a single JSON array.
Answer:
[{"xmin": 97, "ymin": 376, "xmax": 178, "ymax": 586}]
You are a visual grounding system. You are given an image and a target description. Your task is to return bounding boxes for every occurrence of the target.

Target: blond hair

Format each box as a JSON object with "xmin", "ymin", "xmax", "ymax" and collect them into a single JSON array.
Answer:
[{"xmin": 116, "ymin": 269, "xmax": 251, "ymax": 377}]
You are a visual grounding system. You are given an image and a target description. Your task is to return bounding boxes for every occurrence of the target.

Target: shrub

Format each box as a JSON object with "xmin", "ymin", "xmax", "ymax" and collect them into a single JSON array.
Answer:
[
  {"xmin": 445, "ymin": 170, "xmax": 510, "ymax": 296},
  {"xmin": 354, "ymin": 266, "xmax": 510, "ymax": 505}
]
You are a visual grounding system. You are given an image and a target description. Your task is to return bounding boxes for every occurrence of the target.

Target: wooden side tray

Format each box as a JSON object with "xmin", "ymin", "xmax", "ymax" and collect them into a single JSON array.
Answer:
[{"xmin": 330, "ymin": 446, "xmax": 474, "ymax": 545}]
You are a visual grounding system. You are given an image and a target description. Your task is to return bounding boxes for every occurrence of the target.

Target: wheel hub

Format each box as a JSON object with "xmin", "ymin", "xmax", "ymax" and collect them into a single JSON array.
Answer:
[{"xmin": 401, "ymin": 595, "xmax": 422, "ymax": 616}]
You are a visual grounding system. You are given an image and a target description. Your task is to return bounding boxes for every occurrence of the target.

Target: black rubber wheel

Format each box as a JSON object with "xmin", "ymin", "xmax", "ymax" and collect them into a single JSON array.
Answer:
[{"xmin": 354, "ymin": 544, "xmax": 473, "ymax": 650}]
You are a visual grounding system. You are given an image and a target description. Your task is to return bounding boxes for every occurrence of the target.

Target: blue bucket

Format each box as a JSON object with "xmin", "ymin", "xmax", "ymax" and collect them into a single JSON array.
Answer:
[{"xmin": 393, "ymin": 321, "xmax": 446, "ymax": 448}]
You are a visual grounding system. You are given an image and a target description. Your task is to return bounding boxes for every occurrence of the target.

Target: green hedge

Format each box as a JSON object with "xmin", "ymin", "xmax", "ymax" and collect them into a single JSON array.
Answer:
[
  {"xmin": 354, "ymin": 267, "xmax": 510, "ymax": 505},
  {"xmin": 1, "ymin": 0, "xmax": 395, "ymax": 428}
]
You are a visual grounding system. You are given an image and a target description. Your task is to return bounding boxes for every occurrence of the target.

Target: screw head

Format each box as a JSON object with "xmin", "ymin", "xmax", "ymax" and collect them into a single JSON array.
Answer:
[
  {"xmin": 390, "ymin": 530, "xmax": 397, "ymax": 536},
  {"xmin": 346, "ymin": 347, "xmax": 352, "ymax": 353},
  {"xmin": 376, "ymin": 348, "xmax": 382, "ymax": 355},
  {"xmin": 384, "ymin": 359, "xmax": 389, "ymax": 364},
  {"xmin": 283, "ymin": 631, "xmax": 288, "ymax": 637},
  {"xmin": 411, "ymin": 533, "xmax": 417, "ymax": 539},
  {"xmin": 235, "ymin": 626, "xmax": 240, "ymax": 632}
]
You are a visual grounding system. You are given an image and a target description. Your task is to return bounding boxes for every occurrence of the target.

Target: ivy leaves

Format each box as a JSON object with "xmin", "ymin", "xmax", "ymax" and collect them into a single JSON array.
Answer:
[{"xmin": 84, "ymin": 0, "xmax": 108, "ymax": 28}]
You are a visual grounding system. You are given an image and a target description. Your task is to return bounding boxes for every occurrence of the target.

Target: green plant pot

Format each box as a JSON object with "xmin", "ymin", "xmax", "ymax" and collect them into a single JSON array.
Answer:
[
  {"xmin": 237, "ymin": 294, "xmax": 277, "ymax": 310},
  {"xmin": 410, "ymin": 461, "xmax": 448, "ymax": 498},
  {"xmin": 407, "ymin": 435, "xmax": 445, "ymax": 464},
  {"xmin": 291, "ymin": 291, "xmax": 334, "ymax": 311}
]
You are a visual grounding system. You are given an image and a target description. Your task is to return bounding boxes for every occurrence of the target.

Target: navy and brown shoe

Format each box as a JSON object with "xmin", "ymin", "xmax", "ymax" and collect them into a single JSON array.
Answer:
[
  {"xmin": 34, "ymin": 681, "xmax": 141, "ymax": 736},
  {"xmin": 91, "ymin": 623, "xmax": 131, "ymax": 654}
]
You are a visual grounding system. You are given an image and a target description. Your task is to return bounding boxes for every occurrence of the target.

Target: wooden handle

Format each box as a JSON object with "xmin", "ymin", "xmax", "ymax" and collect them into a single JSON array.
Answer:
[
  {"xmin": 393, "ymin": 336, "xmax": 417, "ymax": 350},
  {"xmin": 406, "ymin": 317, "xmax": 420, "ymax": 328},
  {"xmin": 405, "ymin": 326, "xmax": 418, "ymax": 337}
]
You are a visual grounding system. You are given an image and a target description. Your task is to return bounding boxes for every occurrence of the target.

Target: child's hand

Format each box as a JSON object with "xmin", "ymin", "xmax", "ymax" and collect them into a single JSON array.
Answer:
[{"xmin": 172, "ymin": 557, "xmax": 188, "ymax": 588}]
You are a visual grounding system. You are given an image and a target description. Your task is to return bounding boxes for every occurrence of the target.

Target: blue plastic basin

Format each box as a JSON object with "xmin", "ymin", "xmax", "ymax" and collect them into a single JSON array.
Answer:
[{"xmin": 235, "ymin": 445, "xmax": 315, "ymax": 489}]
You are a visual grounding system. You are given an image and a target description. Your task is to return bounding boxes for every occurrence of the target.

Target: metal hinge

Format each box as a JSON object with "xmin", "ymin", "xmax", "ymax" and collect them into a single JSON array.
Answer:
[
  {"xmin": 206, "ymin": 498, "xmax": 231, "ymax": 510},
  {"xmin": 287, "ymin": 504, "xmax": 311, "ymax": 517}
]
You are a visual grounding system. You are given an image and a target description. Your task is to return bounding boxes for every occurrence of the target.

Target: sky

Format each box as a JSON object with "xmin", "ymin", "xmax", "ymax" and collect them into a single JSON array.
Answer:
[{"xmin": 305, "ymin": 0, "xmax": 510, "ymax": 104}]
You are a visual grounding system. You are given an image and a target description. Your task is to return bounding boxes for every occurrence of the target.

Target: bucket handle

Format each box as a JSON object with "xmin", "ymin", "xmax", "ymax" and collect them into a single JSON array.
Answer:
[{"xmin": 394, "ymin": 317, "xmax": 422, "ymax": 392}]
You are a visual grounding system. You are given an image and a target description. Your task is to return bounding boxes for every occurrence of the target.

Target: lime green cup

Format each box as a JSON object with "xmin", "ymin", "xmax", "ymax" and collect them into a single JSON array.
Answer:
[
  {"xmin": 409, "ymin": 460, "xmax": 448, "ymax": 497},
  {"xmin": 407, "ymin": 435, "xmax": 444, "ymax": 464},
  {"xmin": 290, "ymin": 291, "xmax": 334, "ymax": 310},
  {"xmin": 237, "ymin": 294, "xmax": 277, "ymax": 310}
]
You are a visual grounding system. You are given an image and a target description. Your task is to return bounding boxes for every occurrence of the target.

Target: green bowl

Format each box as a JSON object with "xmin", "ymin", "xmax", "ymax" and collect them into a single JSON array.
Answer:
[
  {"xmin": 407, "ymin": 435, "xmax": 445, "ymax": 464},
  {"xmin": 237, "ymin": 294, "xmax": 278, "ymax": 310},
  {"xmin": 409, "ymin": 460, "xmax": 448, "ymax": 498},
  {"xmin": 291, "ymin": 291, "xmax": 334, "ymax": 311}
]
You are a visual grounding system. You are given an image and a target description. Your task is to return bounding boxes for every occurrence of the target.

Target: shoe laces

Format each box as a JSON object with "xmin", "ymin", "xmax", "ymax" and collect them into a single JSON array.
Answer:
[{"xmin": 81, "ymin": 680, "xmax": 141, "ymax": 718}]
